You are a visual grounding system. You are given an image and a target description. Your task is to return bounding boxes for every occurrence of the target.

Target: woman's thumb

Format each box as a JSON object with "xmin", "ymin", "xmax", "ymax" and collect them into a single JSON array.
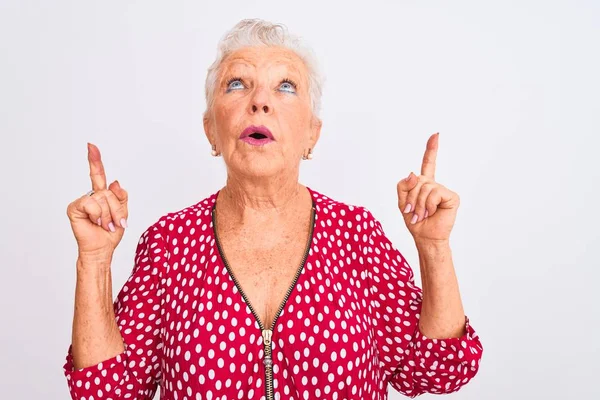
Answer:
[{"xmin": 110, "ymin": 180, "xmax": 128, "ymax": 203}]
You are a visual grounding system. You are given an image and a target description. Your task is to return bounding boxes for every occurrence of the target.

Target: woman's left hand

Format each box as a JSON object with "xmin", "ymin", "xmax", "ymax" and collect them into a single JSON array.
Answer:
[{"xmin": 397, "ymin": 133, "xmax": 460, "ymax": 243}]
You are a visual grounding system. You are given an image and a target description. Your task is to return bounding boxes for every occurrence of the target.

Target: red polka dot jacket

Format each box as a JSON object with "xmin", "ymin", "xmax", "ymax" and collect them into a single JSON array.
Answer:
[{"xmin": 63, "ymin": 187, "xmax": 483, "ymax": 399}]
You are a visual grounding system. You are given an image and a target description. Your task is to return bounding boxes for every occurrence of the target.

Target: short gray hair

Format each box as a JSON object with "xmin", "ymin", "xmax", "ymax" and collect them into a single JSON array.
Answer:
[{"xmin": 203, "ymin": 19, "xmax": 324, "ymax": 120}]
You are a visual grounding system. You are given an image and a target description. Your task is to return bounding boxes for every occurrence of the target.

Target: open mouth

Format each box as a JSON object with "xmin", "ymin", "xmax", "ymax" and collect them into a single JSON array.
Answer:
[
  {"xmin": 239, "ymin": 125, "xmax": 274, "ymax": 145},
  {"xmin": 249, "ymin": 132, "xmax": 268, "ymax": 140}
]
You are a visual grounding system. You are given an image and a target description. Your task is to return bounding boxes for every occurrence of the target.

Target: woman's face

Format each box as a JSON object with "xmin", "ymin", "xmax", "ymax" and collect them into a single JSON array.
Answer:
[{"xmin": 204, "ymin": 46, "xmax": 321, "ymax": 181}]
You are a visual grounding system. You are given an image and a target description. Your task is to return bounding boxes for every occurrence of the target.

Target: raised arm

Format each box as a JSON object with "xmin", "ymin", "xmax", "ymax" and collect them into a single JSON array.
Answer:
[
  {"xmin": 64, "ymin": 143, "xmax": 165, "ymax": 399},
  {"xmin": 360, "ymin": 209, "xmax": 483, "ymax": 397}
]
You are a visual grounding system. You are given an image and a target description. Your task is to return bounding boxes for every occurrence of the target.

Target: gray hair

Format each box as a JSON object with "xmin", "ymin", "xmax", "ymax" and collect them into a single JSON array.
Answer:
[{"xmin": 203, "ymin": 19, "xmax": 324, "ymax": 120}]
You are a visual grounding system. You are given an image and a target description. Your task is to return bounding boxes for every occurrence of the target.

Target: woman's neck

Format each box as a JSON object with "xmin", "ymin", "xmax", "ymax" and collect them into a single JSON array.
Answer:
[{"xmin": 216, "ymin": 175, "xmax": 310, "ymax": 225}]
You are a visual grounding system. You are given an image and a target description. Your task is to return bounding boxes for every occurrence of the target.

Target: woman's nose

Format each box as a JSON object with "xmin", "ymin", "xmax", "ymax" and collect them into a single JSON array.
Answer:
[
  {"xmin": 251, "ymin": 103, "xmax": 270, "ymax": 114},
  {"xmin": 248, "ymin": 87, "xmax": 272, "ymax": 114}
]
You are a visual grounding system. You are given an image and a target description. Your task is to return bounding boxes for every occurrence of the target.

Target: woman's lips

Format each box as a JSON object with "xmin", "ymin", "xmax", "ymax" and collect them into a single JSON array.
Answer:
[
  {"xmin": 239, "ymin": 125, "xmax": 275, "ymax": 146},
  {"xmin": 240, "ymin": 136, "xmax": 275, "ymax": 146}
]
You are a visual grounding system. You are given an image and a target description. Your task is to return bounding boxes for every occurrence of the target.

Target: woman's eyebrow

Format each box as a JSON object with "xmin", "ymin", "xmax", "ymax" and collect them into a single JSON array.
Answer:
[
  {"xmin": 218, "ymin": 65, "xmax": 250, "ymax": 86},
  {"xmin": 220, "ymin": 61, "xmax": 305, "ymax": 87}
]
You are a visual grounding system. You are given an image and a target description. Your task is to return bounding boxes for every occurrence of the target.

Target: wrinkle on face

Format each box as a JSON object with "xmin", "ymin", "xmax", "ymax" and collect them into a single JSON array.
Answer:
[
  {"xmin": 204, "ymin": 46, "xmax": 320, "ymax": 182},
  {"xmin": 218, "ymin": 50, "xmax": 307, "ymax": 93}
]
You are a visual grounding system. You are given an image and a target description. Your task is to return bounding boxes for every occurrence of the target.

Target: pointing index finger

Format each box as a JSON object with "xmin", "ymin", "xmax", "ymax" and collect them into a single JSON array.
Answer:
[
  {"xmin": 87, "ymin": 143, "xmax": 107, "ymax": 191},
  {"xmin": 420, "ymin": 132, "xmax": 439, "ymax": 180}
]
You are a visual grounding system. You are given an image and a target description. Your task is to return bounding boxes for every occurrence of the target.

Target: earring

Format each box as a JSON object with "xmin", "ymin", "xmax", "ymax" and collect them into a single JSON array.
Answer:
[
  {"xmin": 211, "ymin": 144, "xmax": 219, "ymax": 157},
  {"xmin": 303, "ymin": 148, "xmax": 313, "ymax": 160}
]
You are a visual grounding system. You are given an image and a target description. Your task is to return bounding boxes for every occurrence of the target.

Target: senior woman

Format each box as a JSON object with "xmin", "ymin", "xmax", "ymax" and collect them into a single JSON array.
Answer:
[{"xmin": 64, "ymin": 19, "xmax": 483, "ymax": 400}]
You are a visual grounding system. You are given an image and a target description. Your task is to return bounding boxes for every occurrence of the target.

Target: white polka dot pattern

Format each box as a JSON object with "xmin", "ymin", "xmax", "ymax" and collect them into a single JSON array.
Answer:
[{"xmin": 63, "ymin": 187, "xmax": 483, "ymax": 399}]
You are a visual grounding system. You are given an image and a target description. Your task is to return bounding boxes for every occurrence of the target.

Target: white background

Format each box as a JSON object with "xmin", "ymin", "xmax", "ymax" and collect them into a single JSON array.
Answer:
[{"xmin": 1, "ymin": 0, "xmax": 598, "ymax": 398}]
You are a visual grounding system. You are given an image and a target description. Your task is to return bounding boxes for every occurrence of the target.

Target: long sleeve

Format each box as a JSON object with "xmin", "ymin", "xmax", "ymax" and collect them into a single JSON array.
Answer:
[
  {"xmin": 63, "ymin": 223, "xmax": 168, "ymax": 400},
  {"xmin": 359, "ymin": 208, "xmax": 483, "ymax": 398}
]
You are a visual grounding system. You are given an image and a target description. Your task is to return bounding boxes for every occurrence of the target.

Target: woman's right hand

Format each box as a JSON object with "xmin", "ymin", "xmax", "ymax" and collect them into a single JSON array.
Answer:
[{"xmin": 66, "ymin": 143, "xmax": 129, "ymax": 261}]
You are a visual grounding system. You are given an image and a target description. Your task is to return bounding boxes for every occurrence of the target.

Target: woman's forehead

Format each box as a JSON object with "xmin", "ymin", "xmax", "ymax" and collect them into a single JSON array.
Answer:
[{"xmin": 220, "ymin": 47, "xmax": 306, "ymax": 78}]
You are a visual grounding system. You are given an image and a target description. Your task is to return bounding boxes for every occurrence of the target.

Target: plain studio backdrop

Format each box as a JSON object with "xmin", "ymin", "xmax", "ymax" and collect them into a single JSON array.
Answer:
[{"xmin": 1, "ymin": 0, "xmax": 598, "ymax": 399}]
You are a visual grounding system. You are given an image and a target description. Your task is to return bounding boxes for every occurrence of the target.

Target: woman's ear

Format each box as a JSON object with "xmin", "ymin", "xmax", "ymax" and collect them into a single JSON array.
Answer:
[
  {"xmin": 203, "ymin": 115, "xmax": 214, "ymax": 144},
  {"xmin": 310, "ymin": 117, "xmax": 322, "ymax": 147}
]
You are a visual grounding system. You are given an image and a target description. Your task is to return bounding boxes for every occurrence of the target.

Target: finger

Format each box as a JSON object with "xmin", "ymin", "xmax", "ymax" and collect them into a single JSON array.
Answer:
[
  {"xmin": 414, "ymin": 183, "xmax": 435, "ymax": 223},
  {"xmin": 397, "ymin": 172, "xmax": 418, "ymax": 213},
  {"xmin": 94, "ymin": 192, "xmax": 115, "ymax": 232},
  {"xmin": 398, "ymin": 173, "xmax": 423, "ymax": 216},
  {"xmin": 73, "ymin": 195, "xmax": 103, "ymax": 226},
  {"xmin": 106, "ymin": 182, "xmax": 128, "ymax": 229},
  {"xmin": 109, "ymin": 180, "xmax": 128, "ymax": 205},
  {"xmin": 424, "ymin": 188, "xmax": 443, "ymax": 219},
  {"xmin": 420, "ymin": 132, "xmax": 439, "ymax": 180},
  {"xmin": 87, "ymin": 143, "xmax": 107, "ymax": 192},
  {"xmin": 405, "ymin": 178, "xmax": 426, "ymax": 223},
  {"xmin": 436, "ymin": 186, "xmax": 459, "ymax": 210}
]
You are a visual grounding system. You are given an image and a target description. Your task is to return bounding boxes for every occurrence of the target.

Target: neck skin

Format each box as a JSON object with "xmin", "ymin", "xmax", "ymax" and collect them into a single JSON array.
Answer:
[{"xmin": 215, "ymin": 169, "xmax": 311, "ymax": 226}]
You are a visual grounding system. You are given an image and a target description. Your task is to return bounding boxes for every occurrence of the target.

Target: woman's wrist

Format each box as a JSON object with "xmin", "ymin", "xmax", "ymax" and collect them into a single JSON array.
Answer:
[{"xmin": 76, "ymin": 253, "xmax": 113, "ymax": 273}]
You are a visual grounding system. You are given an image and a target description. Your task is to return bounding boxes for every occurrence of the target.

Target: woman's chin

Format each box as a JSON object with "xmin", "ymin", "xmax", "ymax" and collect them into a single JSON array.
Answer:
[{"xmin": 232, "ymin": 158, "xmax": 284, "ymax": 179}]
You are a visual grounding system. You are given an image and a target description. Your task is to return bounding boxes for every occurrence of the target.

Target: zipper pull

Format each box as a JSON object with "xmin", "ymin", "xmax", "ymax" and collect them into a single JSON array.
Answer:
[
  {"xmin": 262, "ymin": 329, "xmax": 272, "ymax": 346},
  {"xmin": 262, "ymin": 329, "xmax": 273, "ymax": 367}
]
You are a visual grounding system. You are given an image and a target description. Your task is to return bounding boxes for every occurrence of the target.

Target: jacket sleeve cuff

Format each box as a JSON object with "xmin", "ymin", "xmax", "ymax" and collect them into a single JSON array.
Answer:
[
  {"xmin": 62, "ymin": 344, "xmax": 129, "ymax": 399},
  {"xmin": 413, "ymin": 315, "xmax": 483, "ymax": 372},
  {"xmin": 390, "ymin": 316, "xmax": 484, "ymax": 397}
]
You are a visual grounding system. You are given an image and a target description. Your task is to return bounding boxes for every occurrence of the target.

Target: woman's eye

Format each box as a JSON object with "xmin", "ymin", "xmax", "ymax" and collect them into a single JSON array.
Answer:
[
  {"xmin": 279, "ymin": 82, "xmax": 296, "ymax": 93},
  {"xmin": 227, "ymin": 80, "xmax": 244, "ymax": 91}
]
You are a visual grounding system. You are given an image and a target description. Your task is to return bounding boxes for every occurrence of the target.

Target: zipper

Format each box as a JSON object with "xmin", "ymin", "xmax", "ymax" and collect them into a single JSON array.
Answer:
[
  {"xmin": 212, "ymin": 202, "xmax": 316, "ymax": 400},
  {"xmin": 262, "ymin": 329, "xmax": 274, "ymax": 399}
]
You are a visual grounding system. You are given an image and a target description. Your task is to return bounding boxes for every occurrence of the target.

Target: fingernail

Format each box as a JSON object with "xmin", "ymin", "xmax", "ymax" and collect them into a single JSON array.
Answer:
[
  {"xmin": 404, "ymin": 172, "xmax": 412, "ymax": 182},
  {"xmin": 403, "ymin": 204, "xmax": 412, "ymax": 213},
  {"xmin": 97, "ymin": 217, "xmax": 101, "ymax": 226},
  {"xmin": 120, "ymin": 218, "xmax": 127, "ymax": 229},
  {"xmin": 108, "ymin": 222, "xmax": 116, "ymax": 232},
  {"xmin": 424, "ymin": 210, "xmax": 429, "ymax": 218},
  {"xmin": 411, "ymin": 213, "xmax": 419, "ymax": 225}
]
